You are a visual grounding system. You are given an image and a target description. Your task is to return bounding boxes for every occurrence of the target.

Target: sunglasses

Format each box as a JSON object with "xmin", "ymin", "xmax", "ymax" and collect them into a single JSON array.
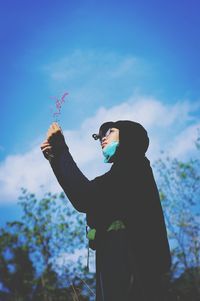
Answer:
[{"xmin": 92, "ymin": 128, "xmax": 113, "ymax": 142}]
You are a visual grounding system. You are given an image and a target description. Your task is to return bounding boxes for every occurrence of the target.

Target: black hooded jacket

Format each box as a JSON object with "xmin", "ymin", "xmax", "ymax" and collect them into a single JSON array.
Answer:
[{"xmin": 50, "ymin": 120, "xmax": 171, "ymax": 276}]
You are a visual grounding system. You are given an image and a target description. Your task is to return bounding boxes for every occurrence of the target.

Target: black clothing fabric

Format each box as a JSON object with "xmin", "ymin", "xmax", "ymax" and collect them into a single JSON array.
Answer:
[
  {"xmin": 49, "ymin": 120, "xmax": 171, "ymax": 300},
  {"xmin": 96, "ymin": 229, "xmax": 165, "ymax": 301},
  {"xmin": 96, "ymin": 229, "xmax": 137, "ymax": 301}
]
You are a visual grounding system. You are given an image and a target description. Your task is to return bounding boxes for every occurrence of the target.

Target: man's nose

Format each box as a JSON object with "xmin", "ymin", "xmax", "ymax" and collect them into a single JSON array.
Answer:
[{"xmin": 101, "ymin": 136, "xmax": 107, "ymax": 143}]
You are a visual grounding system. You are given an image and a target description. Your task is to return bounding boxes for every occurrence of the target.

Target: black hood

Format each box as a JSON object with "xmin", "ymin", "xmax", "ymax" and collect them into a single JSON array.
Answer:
[{"xmin": 98, "ymin": 120, "xmax": 149, "ymax": 163}]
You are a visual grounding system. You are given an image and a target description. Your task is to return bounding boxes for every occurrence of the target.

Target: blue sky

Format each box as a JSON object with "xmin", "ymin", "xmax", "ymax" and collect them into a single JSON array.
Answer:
[{"xmin": 0, "ymin": 0, "xmax": 200, "ymax": 232}]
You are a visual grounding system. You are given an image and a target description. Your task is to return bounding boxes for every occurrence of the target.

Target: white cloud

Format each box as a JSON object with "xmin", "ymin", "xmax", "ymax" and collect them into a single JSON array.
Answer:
[
  {"xmin": 79, "ymin": 95, "xmax": 199, "ymax": 128},
  {"xmin": 0, "ymin": 96, "xmax": 199, "ymax": 204},
  {"xmin": 0, "ymin": 146, "xmax": 60, "ymax": 202},
  {"xmin": 168, "ymin": 123, "xmax": 200, "ymax": 158}
]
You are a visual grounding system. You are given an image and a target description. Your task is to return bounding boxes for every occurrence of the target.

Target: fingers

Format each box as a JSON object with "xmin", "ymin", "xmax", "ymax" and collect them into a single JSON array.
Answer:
[
  {"xmin": 51, "ymin": 122, "xmax": 61, "ymax": 131},
  {"xmin": 41, "ymin": 145, "xmax": 51, "ymax": 152},
  {"xmin": 40, "ymin": 141, "xmax": 51, "ymax": 149},
  {"xmin": 47, "ymin": 122, "xmax": 63, "ymax": 141},
  {"xmin": 41, "ymin": 123, "xmax": 65, "ymax": 160},
  {"xmin": 40, "ymin": 143, "xmax": 53, "ymax": 160},
  {"xmin": 40, "ymin": 141, "xmax": 52, "ymax": 156},
  {"xmin": 53, "ymin": 122, "xmax": 63, "ymax": 133}
]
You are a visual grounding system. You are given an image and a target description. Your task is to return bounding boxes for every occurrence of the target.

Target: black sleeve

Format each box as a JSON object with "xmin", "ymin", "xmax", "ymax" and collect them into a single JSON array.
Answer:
[{"xmin": 49, "ymin": 143, "xmax": 96, "ymax": 213}]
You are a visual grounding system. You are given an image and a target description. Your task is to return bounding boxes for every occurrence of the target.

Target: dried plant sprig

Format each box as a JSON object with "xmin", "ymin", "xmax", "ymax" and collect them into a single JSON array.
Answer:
[{"xmin": 50, "ymin": 92, "xmax": 69, "ymax": 122}]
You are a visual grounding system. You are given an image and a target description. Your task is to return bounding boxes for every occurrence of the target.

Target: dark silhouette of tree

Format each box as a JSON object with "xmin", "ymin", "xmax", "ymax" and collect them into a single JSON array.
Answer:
[{"xmin": 0, "ymin": 226, "xmax": 35, "ymax": 300}]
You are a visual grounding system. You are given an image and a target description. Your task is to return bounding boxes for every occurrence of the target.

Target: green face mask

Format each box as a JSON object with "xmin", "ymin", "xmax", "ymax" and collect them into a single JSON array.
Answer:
[{"xmin": 102, "ymin": 141, "xmax": 119, "ymax": 163}]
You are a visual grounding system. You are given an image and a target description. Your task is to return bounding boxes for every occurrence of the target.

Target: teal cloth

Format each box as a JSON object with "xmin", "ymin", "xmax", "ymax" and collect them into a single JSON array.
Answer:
[{"xmin": 102, "ymin": 141, "xmax": 119, "ymax": 163}]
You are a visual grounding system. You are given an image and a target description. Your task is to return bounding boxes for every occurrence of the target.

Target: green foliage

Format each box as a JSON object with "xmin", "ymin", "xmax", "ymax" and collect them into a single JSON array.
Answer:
[
  {"xmin": 0, "ymin": 190, "xmax": 95, "ymax": 301},
  {"xmin": 154, "ymin": 129, "xmax": 200, "ymax": 299}
]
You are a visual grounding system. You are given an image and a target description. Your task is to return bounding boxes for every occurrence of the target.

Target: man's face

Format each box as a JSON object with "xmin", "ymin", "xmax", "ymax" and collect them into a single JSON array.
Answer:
[{"xmin": 101, "ymin": 127, "xmax": 119, "ymax": 149}]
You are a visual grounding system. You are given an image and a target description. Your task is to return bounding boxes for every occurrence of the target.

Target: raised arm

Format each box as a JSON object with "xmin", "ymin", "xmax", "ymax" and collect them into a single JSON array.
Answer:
[{"xmin": 40, "ymin": 123, "xmax": 96, "ymax": 213}]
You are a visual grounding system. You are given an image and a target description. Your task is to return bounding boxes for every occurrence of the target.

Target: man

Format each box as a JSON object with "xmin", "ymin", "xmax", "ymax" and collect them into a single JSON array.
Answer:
[{"xmin": 41, "ymin": 120, "xmax": 171, "ymax": 301}]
